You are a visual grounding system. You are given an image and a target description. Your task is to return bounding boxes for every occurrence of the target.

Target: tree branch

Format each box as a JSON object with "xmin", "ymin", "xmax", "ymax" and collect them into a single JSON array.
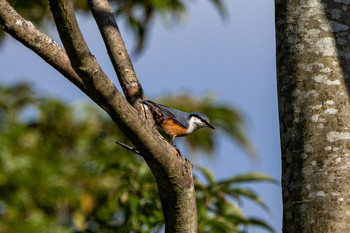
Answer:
[
  {"xmin": 47, "ymin": 0, "xmax": 147, "ymax": 143},
  {"xmin": 0, "ymin": 0, "xmax": 84, "ymax": 91},
  {"xmin": 48, "ymin": 0, "xmax": 129, "ymax": 116},
  {"xmin": 1, "ymin": 0, "xmax": 198, "ymax": 231},
  {"xmin": 116, "ymin": 140, "xmax": 141, "ymax": 155},
  {"xmin": 48, "ymin": 0, "xmax": 105, "ymax": 85},
  {"xmin": 88, "ymin": 0, "xmax": 145, "ymax": 107}
]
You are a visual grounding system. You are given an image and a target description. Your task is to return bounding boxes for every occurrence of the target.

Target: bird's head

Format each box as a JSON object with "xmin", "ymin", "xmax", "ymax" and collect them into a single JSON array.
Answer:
[{"xmin": 188, "ymin": 112, "xmax": 215, "ymax": 132}]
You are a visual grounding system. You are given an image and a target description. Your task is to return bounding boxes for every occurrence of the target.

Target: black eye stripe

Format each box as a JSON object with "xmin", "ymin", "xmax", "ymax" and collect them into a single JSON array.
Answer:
[
  {"xmin": 191, "ymin": 115, "xmax": 204, "ymax": 122},
  {"xmin": 198, "ymin": 117, "xmax": 209, "ymax": 124},
  {"xmin": 189, "ymin": 114, "xmax": 214, "ymax": 129}
]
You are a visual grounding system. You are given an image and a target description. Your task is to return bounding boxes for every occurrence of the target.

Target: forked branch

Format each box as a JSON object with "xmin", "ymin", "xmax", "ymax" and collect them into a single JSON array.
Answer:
[
  {"xmin": 0, "ymin": 0, "xmax": 84, "ymax": 90},
  {"xmin": 0, "ymin": 0, "xmax": 198, "ymax": 232},
  {"xmin": 88, "ymin": 0, "xmax": 145, "ymax": 107}
]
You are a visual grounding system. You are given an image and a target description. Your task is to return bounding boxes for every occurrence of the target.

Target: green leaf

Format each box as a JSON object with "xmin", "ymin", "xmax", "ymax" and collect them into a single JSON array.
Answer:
[
  {"xmin": 0, "ymin": 83, "xmax": 274, "ymax": 233},
  {"xmin": 209, "ymin": 0, "xmax": 228, "ymax": 19},
  {"xmin": 204, "ymin": 216, "xmax": 240, "ymax": 233},
  {"xmin": 196, "ymin": 166, "xmax": 216, "ymax": 184},
  {"xmin": 227, "ymin": 187, "xmax": 268, "ymax": 210},
  {"xmin": 217, "ymin": 172, "xmax": 278, "ymax": 186},
  {"xmin": 240, "ymin": 217, "xmax": 275, "ymax": 233}
]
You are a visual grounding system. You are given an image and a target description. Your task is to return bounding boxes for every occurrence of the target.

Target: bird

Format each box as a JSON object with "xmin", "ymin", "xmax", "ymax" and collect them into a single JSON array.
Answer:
[{"xmin": 141, "ymin": 100, "xmax": 215, "ymax": 145}]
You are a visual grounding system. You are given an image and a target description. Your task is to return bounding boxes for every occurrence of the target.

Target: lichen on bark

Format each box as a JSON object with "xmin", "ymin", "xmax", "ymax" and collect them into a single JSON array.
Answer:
[{"xmin": 276, "ymin": 0, "xmax": 350, "ymax": 232}]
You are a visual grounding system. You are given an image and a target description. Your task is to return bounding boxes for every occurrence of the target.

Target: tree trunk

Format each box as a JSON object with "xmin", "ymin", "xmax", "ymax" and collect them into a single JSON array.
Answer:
[{"xmin": 276, "ymin": 0, "xmax": 350, "ymax": 232}]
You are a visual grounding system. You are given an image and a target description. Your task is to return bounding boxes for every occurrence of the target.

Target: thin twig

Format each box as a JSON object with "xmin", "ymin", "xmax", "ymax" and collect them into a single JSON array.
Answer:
[{"xmin": 116, "ymin": 141, "xmax": 141, "ymax": 155}]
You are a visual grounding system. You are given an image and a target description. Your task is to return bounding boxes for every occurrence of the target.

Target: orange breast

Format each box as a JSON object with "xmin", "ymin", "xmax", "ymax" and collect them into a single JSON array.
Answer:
[{"xmin": 160, "ymin": 118, "xmax": 188, "ymax": 138}]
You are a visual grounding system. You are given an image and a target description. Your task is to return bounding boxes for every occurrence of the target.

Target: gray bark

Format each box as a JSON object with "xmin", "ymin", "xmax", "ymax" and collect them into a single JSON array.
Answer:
[
  {"xmin": 88, "ymin": 0, "xmax": 145, "ymax": 107},
  {"xmin": 0, "ymin": 0, "xmax": 198, "ymax": 232},
  {"xmin": 276, "ymin": 0, "xmax": 350, "ymax": 232}
]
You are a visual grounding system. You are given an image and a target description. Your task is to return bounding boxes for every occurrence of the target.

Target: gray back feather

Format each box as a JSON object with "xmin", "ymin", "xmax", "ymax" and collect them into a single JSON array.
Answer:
[{"xmin": 143, "ymin": 100, "xmax": 190, "ymax": 129}]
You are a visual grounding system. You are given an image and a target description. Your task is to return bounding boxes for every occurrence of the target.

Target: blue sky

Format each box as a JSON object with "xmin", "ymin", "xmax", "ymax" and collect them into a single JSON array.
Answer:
[{"xmin": 0, "ymin": 0, "xmax": 281, "ymax": 232}]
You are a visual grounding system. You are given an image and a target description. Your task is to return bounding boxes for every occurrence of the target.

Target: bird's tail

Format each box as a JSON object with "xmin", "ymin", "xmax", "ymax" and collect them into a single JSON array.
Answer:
[
  {"xmin": 140, "ymin": 99, "xmax": 165, "ymax": 116},
  {"xmin": 140, "ymin": 100, "xmax": 157, "ymax": 109}
]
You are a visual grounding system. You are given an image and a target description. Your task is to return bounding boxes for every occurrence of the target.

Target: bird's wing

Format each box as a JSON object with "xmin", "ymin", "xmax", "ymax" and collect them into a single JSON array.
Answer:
[
  {"xmin": 143, "ymin": 100, "xmax": 189, "ymax": 129},
  {"xmin": 156, "ymin": 105, "xmax": 190, "ymax": 129}
]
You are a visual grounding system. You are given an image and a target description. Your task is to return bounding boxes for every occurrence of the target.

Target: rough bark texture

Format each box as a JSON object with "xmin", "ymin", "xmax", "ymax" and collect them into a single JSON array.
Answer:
[
  {"xmin": 276, "ymin": 0, "xmax": 350, "ymax": 232},
  {"xmin": 88, "ymin": 0, "xmax": 145, "ymax": 107},
  {"xmin": 0, "ymin": 0, "xmax": 198, "ymax": 232}
]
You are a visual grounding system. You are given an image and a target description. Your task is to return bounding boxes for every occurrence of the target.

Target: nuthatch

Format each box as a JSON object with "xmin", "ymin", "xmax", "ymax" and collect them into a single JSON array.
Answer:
[{"xmin": 141, "ymin": 100, "xmax": 215, "ymax": 144}]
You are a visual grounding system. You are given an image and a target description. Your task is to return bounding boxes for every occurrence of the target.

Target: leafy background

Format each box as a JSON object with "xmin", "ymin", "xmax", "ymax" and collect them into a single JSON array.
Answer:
[
  {"xmin": 0, "ymin": 83, "xmax": 275, "ymax": 232},
  {"xmin": 0, "ymin": 0, "xmax": 280, "ymax": 232}
]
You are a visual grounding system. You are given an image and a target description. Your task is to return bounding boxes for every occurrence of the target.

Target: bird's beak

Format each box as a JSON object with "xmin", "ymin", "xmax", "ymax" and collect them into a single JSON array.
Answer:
[{"xmin": 206, "ymin": 122, "xmax": 215, "ymax": 129}]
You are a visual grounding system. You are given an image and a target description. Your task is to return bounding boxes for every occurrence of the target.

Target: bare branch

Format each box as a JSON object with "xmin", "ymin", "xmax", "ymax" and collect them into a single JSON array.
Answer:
[
  {"xmin": 49, "ymin": 0, "xmax": 105, "ymax": 83},
  {"xmin": 0, "ymin": 0, "xmax": 84, "ymax": 90},
  {"xmin": 116, "ymin": 140, "xmax": 141, "ymax": 155},
  {"xmin": 1, "ymin": 0, "xmax": 198, "ymax": 231},
  {"xmin": 48, "ymin": 1, "xmax": 198, "ymax": 231},
  {"xmin": 48, "ymin": 0, "xmax": 127, "ymax": 114},
  {"xmin": 88, "ymin": 0, "xmax": 145, "ymax": 107}
]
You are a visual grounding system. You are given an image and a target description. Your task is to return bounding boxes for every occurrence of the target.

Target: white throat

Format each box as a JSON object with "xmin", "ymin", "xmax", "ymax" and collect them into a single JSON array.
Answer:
[{"xmin": 186, "ymin": 116, "xmax": 206, "ymax": 134}]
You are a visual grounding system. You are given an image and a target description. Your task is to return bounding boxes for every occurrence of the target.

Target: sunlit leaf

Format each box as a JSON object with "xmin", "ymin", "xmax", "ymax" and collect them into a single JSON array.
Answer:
[
  {"xmin": 204, "ymin": 215, "xmax": 240, "ymax": 232},
  {"xmin": 227, "ymin": 187, "xmax": 268, "ymax": 210},
  {"xmin": 244, "ymin": 217, "xmax": 275, "ymax": 233},
  {"xmin": 217, "ymin": 172, "xmax": 277, "ymax": 186}
]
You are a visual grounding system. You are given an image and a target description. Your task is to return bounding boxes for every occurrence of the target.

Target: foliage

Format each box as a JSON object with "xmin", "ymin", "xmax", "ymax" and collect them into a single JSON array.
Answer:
[
  {"xmin": 2, "ymin": 0, "xmax": 226, "ymax": 51},
  {"xmin": 195, "ymin": 167, "xmax": 276, "ymax": 233},
  {"xmin": 0, "ymin": 83, "xmax": 274, "ymax": 232}
]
